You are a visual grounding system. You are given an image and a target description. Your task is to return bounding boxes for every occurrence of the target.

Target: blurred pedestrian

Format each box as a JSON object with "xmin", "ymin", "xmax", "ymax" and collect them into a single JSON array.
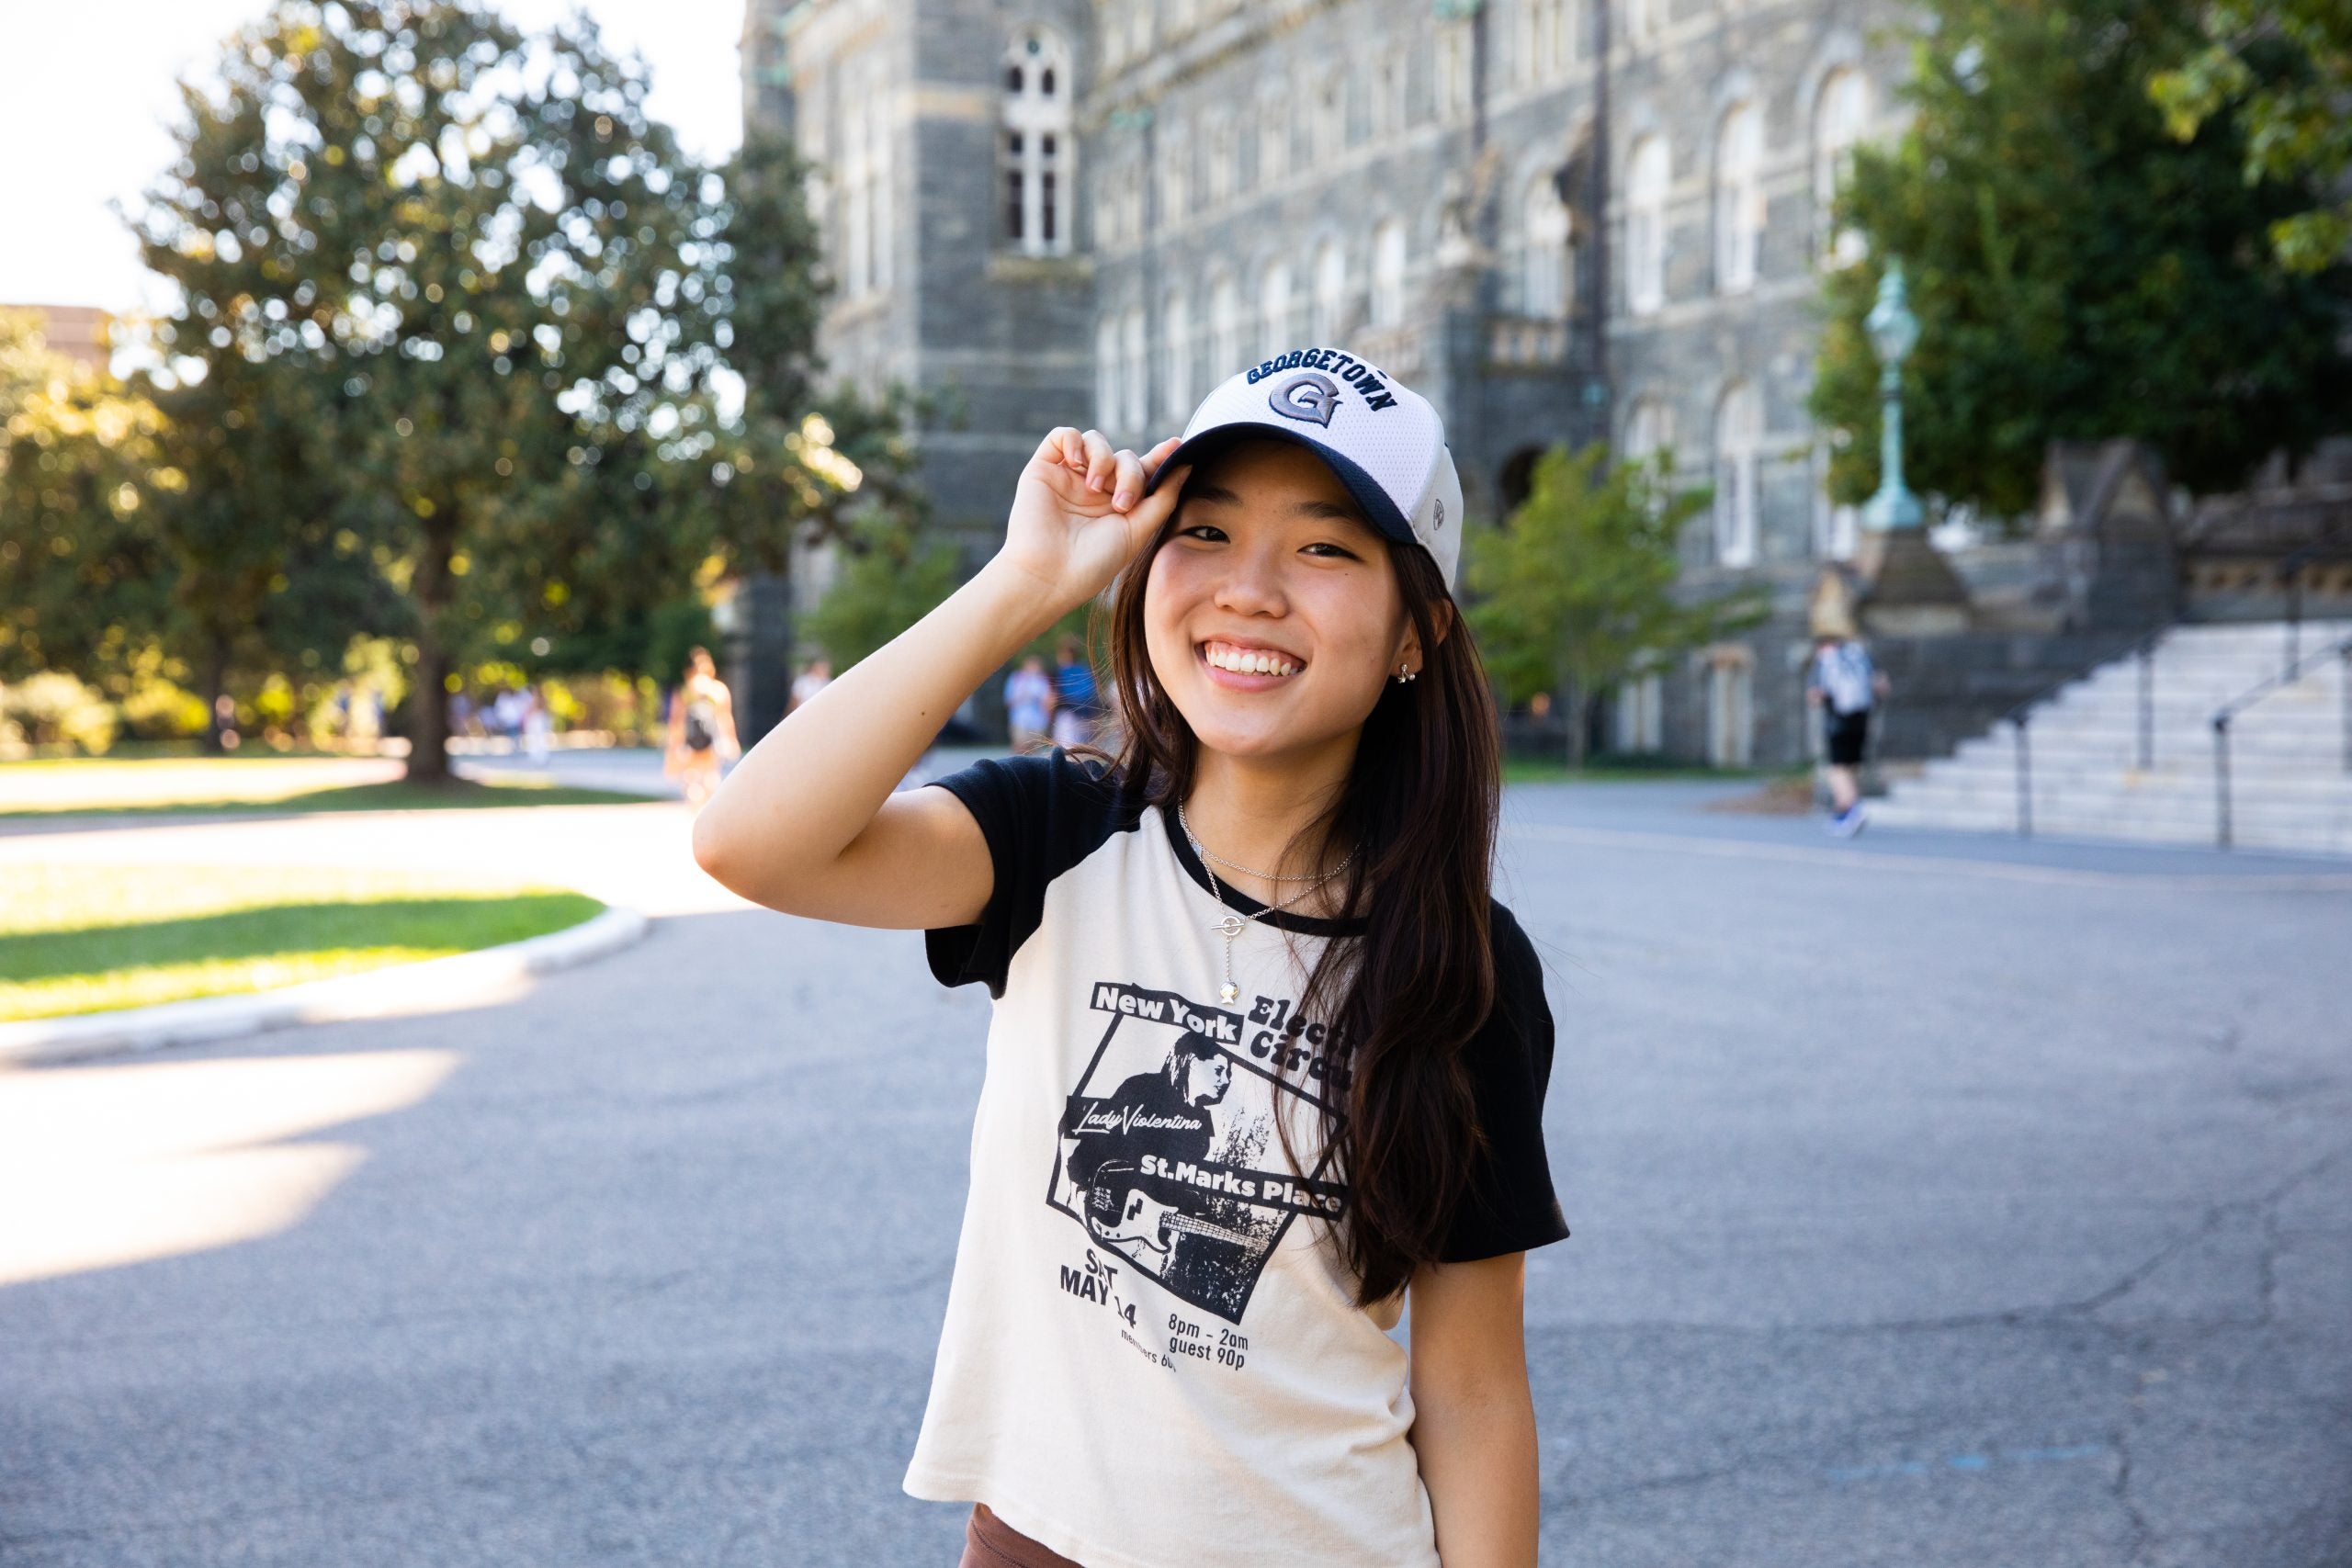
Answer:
[
  {"xmin": 790, "ymin": 657, "xmax": 832, "ymax": 713},
  {"xmin": 1806, "ymin": 628, "xmax": 1889, "ymax": 837},
  {"xmin": 521, "ymin": 684, "xmax": 552, "ymax": 765},
  {"xmin": 664, "ymin": 647, "xmax": 740, "ymax": 811},
  {"xmin": 1004, "ymin": 654, "xmax": 1054, "ymax": 753},
  {"xmin": 1050, "ymin": 636, "xmax": 1098, "ymax": 750}
]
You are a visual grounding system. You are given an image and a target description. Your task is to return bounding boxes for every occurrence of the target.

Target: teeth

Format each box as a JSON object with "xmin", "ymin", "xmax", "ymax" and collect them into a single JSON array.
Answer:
[{"xmin": 1204, "ymin": 643, "xmax": 1300, "ymax": 677}]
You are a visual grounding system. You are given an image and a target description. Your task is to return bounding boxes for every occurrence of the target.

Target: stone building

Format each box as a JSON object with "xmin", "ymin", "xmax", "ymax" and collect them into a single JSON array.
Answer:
[{"xmin": 744, "ymin": 0, "xmax": 1918, "ymax": 765}]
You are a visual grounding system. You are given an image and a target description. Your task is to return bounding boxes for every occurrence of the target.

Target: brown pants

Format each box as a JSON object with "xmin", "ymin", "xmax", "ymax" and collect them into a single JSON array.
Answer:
[{"xmin": 958, "ymin": 1504, "xmax": 1087, "ymax": 1568}]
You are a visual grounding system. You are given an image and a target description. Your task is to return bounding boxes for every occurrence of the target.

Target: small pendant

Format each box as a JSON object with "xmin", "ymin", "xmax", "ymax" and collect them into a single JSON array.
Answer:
[
  {"xmin": 1214, "ymin": 914, "xmax": 1248, "ymax": 939},
  {"xmin": 1220, "ymin": 983, "xmax": 1239, "ymax": 1003}
]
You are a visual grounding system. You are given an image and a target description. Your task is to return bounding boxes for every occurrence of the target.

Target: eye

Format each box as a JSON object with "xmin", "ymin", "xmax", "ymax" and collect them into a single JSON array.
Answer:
[
  {"xmin": 1302, "ymin": 540, "xmax": 1362, "ymax": 560},
  {"xmin": 1178, "ymin": 523, "xmax": 1228, "ymax": 542}
]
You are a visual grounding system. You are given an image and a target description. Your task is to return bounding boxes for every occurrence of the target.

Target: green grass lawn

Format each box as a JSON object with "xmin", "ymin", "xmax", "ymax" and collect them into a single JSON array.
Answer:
[
  {"xmin": 0, "ymin": 755, "xmax": 652, "ymax": 819},
  {"xmin": 1502, "ymin": 758, "xmax": 1809, "ymax": 784},
  {"xmin": 0, "ymin": 864, "xmax": 604, "ymax": 1022}
]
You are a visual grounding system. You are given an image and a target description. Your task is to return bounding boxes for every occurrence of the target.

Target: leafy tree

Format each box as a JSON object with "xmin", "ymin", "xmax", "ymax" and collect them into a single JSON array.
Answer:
[
  {"xmin": 1464, "ymin": 445, "xmax": 1761, "ymax": 765},
  {"xmin": 136, "ymin": 0, "xmax": 732, "ymax": 779},
  {"xmin": 2150, "ymin": 3, "xmax": 2352, "ymax": 272},
  {"xmin": 799, "ymin": 512, "xmax": 961, "ymax": 671},
  {"xmin": 0, "ymin": 311, "xmax": 175, "ymax": 689},
  {"xmin": 1812, "ymin": 0, "xmax": 2352, "ymax": 520}
]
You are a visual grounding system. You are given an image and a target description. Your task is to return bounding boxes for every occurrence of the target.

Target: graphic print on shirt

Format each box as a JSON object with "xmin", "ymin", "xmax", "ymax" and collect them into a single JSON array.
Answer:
[{"xmin": 1050, "ymin": 980, "xmax": 1350, "ymax": 1325}]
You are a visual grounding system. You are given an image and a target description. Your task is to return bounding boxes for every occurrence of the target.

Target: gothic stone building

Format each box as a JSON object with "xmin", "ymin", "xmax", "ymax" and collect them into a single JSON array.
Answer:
[{"xmin": 744, "ymin": 0, "xmax": 1916, "ymax": 766}]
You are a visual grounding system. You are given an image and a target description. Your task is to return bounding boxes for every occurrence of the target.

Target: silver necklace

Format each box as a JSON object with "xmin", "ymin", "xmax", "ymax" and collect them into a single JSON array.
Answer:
[{"xmin": 1175, "ymin": 801, "xmax": 1356, "ymax": 1004}]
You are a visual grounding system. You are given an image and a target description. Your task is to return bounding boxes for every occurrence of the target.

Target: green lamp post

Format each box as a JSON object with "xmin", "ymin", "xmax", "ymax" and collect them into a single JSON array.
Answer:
[{"xmin": 1862, "ymin": 262, "xmax": 1924, "ymax": 532}]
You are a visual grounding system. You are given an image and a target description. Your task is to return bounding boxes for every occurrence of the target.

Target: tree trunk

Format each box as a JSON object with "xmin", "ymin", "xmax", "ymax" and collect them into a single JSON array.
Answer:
[
  {"xmin": 202, "ymin": 637, "xmax": 232, "ymax": 755},
  {"xmin": 1563, "ymin": 681, "xmax": 1589, "ymax": 769},
  {"xmin": 405, "ymin": 524, "xmax": 455, "ymax": 784}
]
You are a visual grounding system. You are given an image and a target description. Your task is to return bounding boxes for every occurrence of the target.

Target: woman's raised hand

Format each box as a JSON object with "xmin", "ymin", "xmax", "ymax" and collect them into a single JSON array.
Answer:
[{"xmin": 995, "ymin": 428, "xmax": 1188, "ymax": 613}]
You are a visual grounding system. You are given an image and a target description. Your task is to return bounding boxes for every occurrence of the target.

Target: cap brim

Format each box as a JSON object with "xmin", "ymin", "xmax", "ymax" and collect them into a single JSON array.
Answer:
[{"xmin": 1145, "ymin": 424, "xmax": 1419, "ymax": 553}]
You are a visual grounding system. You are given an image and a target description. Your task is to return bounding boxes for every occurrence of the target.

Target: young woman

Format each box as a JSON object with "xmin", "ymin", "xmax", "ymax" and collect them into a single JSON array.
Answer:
[
  {"xmin": 663, "ymin": 647, "xmax": 740, "ymax": 811},
  {"xmin": 694, "ymin": 358, "xmax": 1567, "ymax": 1568}
]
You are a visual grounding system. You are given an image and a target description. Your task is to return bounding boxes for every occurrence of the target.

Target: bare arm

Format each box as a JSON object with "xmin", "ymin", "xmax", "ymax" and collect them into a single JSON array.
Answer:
[
  {"xmin": 691, "ymin": 428, "xmax": 1184, "ymax": 930},
  {"xmin": 1409, "ymin": 1253, "xmax": 1540, "ymax": 1568}
]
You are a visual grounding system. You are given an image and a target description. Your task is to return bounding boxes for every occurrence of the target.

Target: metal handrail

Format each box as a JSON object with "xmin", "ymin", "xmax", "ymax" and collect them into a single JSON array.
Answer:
[
  {"xmin": 2006, "ymin": 628, "xmax": 2162, "ymax": 838},
  {"xmin": 2208, "ymin": 632, "xmax": 2352, "ymax": 850}
]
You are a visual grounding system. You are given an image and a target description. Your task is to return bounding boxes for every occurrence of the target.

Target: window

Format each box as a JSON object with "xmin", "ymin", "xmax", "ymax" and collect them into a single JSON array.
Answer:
[
  {"xmin": 1371, "ymin": 220, "xmax": 1408, "ymax": 328},
  {"xmin": 1204, "ymin": 120, "xmax": 1238, "ymax": 207},
  {"xmin": 1519, "ymin": 174, "xmax": 1572, "ymax": 317},
  {"xmin": 1626, "ymin": 0, "xmax": 1663, "ymax": 46},
  {"xmin": 1714, "ymin": 103, "xmax": 1763, "ymax": 294},
  {"xmin": 1614, "ymin": 671, "xmax": 1664, "ymax": 753},
  {"xmin": 1121, "ymin": 307, "xmax": 1148, "ymax": 433},
  {"xmin": 1310, "ymin": 73, "xmax": 1346, "ymax": 165},
  {"xmin": 1257, "ymin": 81, "xmax": 1291, "ymax": 185},
  {"xmin": 1713, "ymin": 381, "xmax": 1762, "ymax": 568},
  {"xmin": 1519, "ymin": 0, "xmax": 1570, "ymax": 84},
  {"xmin": 1815, "ymin": 446, "xmax": 1860, "ymax": 559},
  {"xmin": 1209, "ymin": 274, "xmax": 1243, "ymax": 377},
  {"xmin": 1158, "ymin": 118, "xmax": 1190, "ymax": 225},
  {"xmin": 1626, "ymin": 136, "xmax": 1669, "ymax": 316},
  {"xmin": 1311, "ymin": 239, "xmax": 1348, "ymax": 341},
  {"xmin": 1372, "ymin": 51, "xmax": 1408, "ymax": 138},
  {"xmin": 1707, "ymin": 653, "xmax": 1755, "ymax": 766},
  {"xmin": 1436, "ymin": 22, "xmax": 1473, "ymax": 121},
  {"xmin": 1259, "ymin": 260, "xmax": 1294, "ymax": 358},
  {"xmin": 1002, "ymin": 31, "xmax": 1073, "ymax": 255},
  {"xmin": 1623, "ymin": 395, "xmax": 1672, "ymax": 467},
  {"xmin": 1814, "ymin": 69, "xmax": 1871, "ymax": 267},
  {"xmin": 1161, "ymin": 288, "xmax": 1193, "ymax": 420},
  {"xmin": 1095, "ymin": 314, "xmax": 1121, "ymax": 428},
  {"xmin": 836, "ymin": 60, "xmax": 891, "ymax": 299}
]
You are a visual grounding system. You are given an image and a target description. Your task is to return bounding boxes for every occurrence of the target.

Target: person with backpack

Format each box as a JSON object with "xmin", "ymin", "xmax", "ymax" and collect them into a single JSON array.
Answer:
[
  {"xmin": 663, "ymin": 647, "xmax": 740, "ymax": 811},
  {"xmin": 692, "ymin": 355, "xmax": 1567, "ymax": 1568},
  {"xmin": 1806, "ymin": 627, "xmax": 1890, "ymax": 837}
]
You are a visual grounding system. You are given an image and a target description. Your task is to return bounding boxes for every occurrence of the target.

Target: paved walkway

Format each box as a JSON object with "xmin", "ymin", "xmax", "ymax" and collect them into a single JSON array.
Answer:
[{"xmin": 2, "ymin": 780, "xmax": 2346, "ymax": 1566}]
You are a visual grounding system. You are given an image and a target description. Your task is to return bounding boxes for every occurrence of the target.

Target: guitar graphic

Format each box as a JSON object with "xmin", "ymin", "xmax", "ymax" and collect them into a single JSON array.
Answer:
[{"xmin": 1084, "ymin": 1165, "xmax": 1254, "ymax": 1265}]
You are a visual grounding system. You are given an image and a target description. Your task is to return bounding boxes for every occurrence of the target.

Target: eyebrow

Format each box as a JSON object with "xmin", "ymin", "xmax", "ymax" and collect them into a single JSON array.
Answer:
[{"xmin": 1185, "ymin": 483, "xmax": 1370, "ymax": 527}]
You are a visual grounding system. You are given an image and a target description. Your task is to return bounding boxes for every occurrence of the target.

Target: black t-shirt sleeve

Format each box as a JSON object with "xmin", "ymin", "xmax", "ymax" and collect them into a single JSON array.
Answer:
[
  {"xmin": 923, "ymin": 749, "xmax": 1130, "ymax": 998},
  {"xmin": 1438, "ymin": 903, "xmax": 1571, "ymax": 1263}
]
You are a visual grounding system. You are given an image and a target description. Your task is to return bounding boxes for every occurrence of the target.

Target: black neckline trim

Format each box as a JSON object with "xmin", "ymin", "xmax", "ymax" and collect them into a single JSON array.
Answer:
[{"xmin": 1159, "ymin": 807, "xmax": 1367, "ymax": 938}]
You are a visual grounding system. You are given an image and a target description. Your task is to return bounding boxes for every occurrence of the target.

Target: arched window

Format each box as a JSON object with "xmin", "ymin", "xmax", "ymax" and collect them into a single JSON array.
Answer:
[
  {"xmin": 1095, "ymin": 314, "xmax": 1121, "ymax": 428},
  {"xmin": 1520, "ymin": 174, "xmax": 1572, "ymax": 317},
  {"xmin": 1814, "ymin": 69, "xmax": 1871, "ymax": 267},
  {"xmin": 1259, "ymin": 260, "xmax": 1294, "ymax": 357},
  {"xmin": 1626, "ymin": 136, "xmax": 1670, "ymax": 316},
  {"xmin": 1158, "ymin": 118, "xmax": 1190, "ymax": 226},
  {"xmin": 1002, "ymin": 31, "xmax": 1072, "ymax": 255},
  {"xmin": 1257, "ymin": 79, "xmax": 1292, "ymax": 185},
  {"xmin": 1209, "ymin": 274, "xmax": 1243, "ymax": 377},
  {"xmin": 1161, "ymin": 288, "xmax": 1193, "ymax": 420},
  {"xmin": 1714, "ymin": 103, "xmax": 1763, "ymax": 294},
  {"xmin": 1310, "ymin": 72, "xmax": 1346, "ymax": 165},
  {"xmin": 1371, "ymin": 220, "xmax": 1408, "ymax": 328},
  {"xmin": 1436, "ymin": 21, "xmax": 1473, "ymax": 121},
  {"xmin": 1713, "ymin": 381, "xmax": 1762, "ymax": 568},
  {"xmin": 1311, "ymin": 239, "xmax": 1348, "ymax": 341},
  {"xmin": 1121, "ymin": 307, "xmax": 1148, "ymax": 433},
  {"xmin": 1623, "ymin": 395, "xmax": 1672, "ymax": 467}
]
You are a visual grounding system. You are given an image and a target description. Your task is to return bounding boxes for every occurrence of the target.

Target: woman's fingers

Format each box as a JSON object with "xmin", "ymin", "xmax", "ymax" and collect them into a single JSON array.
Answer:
[
  {"xmin": 1123, "ymin": 464, "xmax": 1192, "ymax": 543},
  {"xmin": 1136, "ymin": 435, "xmax": 1182, "ymax": 488},
  {"xmin": 1109, "ymin": 448, "xmax": 1148, "ymax": 511}
]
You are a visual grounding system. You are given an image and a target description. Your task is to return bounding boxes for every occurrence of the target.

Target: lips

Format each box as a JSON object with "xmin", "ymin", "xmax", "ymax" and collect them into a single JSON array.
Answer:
[{"xmin": 1199, "ymin": 639, "xmax": 1305, "ymax": 678}]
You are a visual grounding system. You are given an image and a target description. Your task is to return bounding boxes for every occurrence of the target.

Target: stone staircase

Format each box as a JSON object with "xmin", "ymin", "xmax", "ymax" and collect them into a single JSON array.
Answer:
[{"xmin": 1874, "ymin": 621, "xmax": 2352, "ymax": 854}]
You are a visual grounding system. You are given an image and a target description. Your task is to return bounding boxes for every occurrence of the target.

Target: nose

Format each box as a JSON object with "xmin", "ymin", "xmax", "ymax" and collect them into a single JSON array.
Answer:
[{"xmin": 1210, "ymin": 536, "xmax": 1291, "ymax": 619}]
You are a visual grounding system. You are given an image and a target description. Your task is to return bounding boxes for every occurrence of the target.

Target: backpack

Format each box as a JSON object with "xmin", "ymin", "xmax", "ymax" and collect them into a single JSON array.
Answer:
[{"xmin": 683, "ymin": 696, "xmax": 717, "ymax": 750}]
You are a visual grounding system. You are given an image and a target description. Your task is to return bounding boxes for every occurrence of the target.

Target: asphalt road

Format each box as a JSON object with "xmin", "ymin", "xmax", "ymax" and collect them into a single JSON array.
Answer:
[{"xmin": 3, "ymin": 783, "xmax": 2347, "ymax": 1567}]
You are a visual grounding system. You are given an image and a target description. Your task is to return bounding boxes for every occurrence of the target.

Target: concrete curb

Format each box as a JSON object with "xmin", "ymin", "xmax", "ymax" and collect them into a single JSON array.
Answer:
[{"xmin": 0, "ymin": 905, "xmax": 650, "ymax": 1068}]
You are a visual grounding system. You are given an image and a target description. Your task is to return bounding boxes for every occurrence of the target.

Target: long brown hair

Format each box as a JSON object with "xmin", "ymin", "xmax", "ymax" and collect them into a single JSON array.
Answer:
[{"xmin": 1097, "ymin": 483, "xmax": 1503, "ymax": 1306}]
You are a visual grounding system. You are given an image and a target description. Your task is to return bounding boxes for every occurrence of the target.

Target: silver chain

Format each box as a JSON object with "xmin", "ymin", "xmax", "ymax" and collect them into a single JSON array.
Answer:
[{"xmin": 1176, "ymin": 801, "xmax": 1355, "ymax": 1003}]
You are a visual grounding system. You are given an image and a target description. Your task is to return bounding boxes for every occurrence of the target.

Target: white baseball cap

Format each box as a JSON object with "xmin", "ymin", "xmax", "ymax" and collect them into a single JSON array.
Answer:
[{"xmin": 1145, "ymin": 347, "xmax": 1465, "ymax": 590}]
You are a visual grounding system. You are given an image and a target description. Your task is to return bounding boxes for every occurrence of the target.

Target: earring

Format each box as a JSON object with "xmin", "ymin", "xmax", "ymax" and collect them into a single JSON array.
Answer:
[{"xmin": 1394, "ymin": 662, "xmax": 1418, "ymax": 685}]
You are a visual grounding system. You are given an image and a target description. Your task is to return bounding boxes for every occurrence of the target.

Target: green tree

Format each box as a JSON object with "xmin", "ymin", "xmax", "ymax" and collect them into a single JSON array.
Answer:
[
  {"xmin": 800, "ymin": 512, "xmax": 962, "ymax": 671},
  {"xmin": 0, "ymin": 311, "xmax": 175, "ymax": 689},
  {"xmin": 1464, "ymin": 445, "xmax": 1761, "ymax": 765},
  {"xmin": 2151, "ymin": 2, "xmax": 2352, "ymax": 272},
  {"xmin": 1811, "ymin": 0, "xmax": 2352, "ymax": 520},
  {"xmin": 136, "ymin": 0, "xmax": 731, "ymax": 779}
]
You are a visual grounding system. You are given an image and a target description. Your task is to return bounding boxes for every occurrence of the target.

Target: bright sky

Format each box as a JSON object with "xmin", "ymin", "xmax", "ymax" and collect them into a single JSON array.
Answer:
[{"xmin": 0, "ymin": 1, "xmax": 749, "ymax": 315}]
